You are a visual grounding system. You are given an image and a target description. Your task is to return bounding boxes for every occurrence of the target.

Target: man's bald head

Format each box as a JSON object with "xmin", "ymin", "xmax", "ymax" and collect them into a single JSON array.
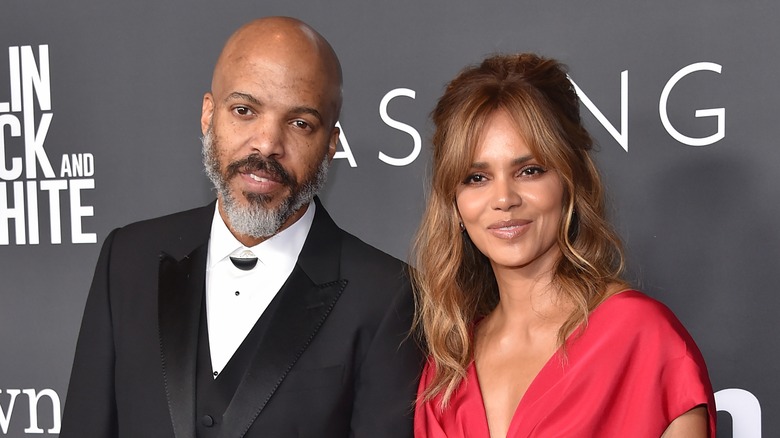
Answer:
[
  {"xmin": 210, "ymin": 17, "xmax": 343, "ymax": 124},
  {"xmin": 200, "ymin": 17, "xmax": 344, "ymax": 246}
]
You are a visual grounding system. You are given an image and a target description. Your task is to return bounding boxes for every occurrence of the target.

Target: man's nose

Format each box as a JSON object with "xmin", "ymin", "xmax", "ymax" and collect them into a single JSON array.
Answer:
[{"xmin": 248, "ymin": 118, "xmax": 285, "ymax": 158}]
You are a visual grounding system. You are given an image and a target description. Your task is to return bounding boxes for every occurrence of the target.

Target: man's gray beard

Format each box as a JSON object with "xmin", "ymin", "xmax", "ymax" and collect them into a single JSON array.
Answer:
[{"xmin": 201, "ymin": 129, "xmax": 329, "ymax": 238}]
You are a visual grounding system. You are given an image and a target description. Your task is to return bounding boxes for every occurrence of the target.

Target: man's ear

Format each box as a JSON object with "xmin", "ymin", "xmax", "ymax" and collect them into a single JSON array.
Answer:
[
  {"xmin": 327, "ymin": 125, "xmax": 340, "ymax": 162},
  {"xmin": 201, "ymin": 93, "xmax": 214, "ymax": 135}
]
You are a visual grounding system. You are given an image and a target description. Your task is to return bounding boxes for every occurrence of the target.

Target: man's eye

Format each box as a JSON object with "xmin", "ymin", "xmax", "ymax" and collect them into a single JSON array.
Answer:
[
  {"xmin": 234, "ymin": 106, "xmax": 252, "ymax": 116},
  {"xmin": 293, "ymin": 120, "xmax": 310, "ymax": 130}
]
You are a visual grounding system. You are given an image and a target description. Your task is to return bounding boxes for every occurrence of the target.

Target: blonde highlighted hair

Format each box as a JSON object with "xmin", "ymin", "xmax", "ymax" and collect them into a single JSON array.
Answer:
[{"xmin": 412, "ymin": 53, "xmax": 627, "ymax": 405}]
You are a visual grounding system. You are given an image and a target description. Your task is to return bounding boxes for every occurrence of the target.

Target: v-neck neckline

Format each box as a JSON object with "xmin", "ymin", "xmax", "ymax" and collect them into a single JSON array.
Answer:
[
  {"xmin": 468, "ymin": 290, "xmax": 634, "ymax": 436},
  {"xmin": 471, "ymin": 341, "xmax": 565, "ymax": 437}
]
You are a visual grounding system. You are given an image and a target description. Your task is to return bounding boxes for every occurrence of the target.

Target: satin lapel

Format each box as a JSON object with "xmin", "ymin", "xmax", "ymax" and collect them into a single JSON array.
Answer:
[
  {"xmin": 218, "ymin": 268, "xmax": 347, "ymax": 438},
  {"xmin": 158, "ymin": 243, "xmax": 207, "ymax": 438}
]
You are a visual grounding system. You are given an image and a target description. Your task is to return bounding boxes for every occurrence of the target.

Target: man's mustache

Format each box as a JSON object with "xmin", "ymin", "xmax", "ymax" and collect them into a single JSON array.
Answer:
[{"xmin": 225, "ymin": 154, "xmax": 294, "ymax": 187}]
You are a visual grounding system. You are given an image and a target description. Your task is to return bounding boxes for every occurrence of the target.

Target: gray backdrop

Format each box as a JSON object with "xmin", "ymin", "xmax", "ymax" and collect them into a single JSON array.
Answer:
[{"xmin": 0, "ymin": 1, "xmax": 775, "ymax": 436}]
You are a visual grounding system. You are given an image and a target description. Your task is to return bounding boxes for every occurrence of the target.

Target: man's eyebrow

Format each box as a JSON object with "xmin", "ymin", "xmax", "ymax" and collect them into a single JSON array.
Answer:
[
  {"xmin": 225, "ymin": 92, "xmax": 261, "ymax": 106},
  {"xmin": 290, "ymin": 106, "xmax": 323, "ymax": 123}
]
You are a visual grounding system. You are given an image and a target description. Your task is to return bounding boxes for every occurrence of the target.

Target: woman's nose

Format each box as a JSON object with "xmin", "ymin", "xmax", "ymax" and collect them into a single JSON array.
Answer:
[{"xmin": 490, "ymin": 178, "xmax": 521, "ymax": 211}]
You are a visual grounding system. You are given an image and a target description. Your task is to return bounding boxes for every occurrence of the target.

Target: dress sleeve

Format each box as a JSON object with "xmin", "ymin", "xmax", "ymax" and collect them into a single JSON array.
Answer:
[
  {"xmin": 658, "ymin": 315, "xmax": 718, "ymax": 436},
  {"xmin": 600, "ymin": 291, "xmax": 718, "ymax": 436},
  {"xmin": 541, "ymin": 290, "xmax": 717, "ymax": 437}
]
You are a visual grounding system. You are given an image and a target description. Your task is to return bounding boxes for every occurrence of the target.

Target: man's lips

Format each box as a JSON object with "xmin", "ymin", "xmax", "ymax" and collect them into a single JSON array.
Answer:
[
  {"xmin": 226, "ymin": 153, "xmax": 293, "ymax": 188},
  {"xmin": 225, "ymin": 154, "xmax": 294, "ymax": 196},
  {"xmin": 242, "ymin": 170, "xmax": 283, "ymax": 184},
  {"xmin": 486, "ymin": 219, "xmax": 531, "ymax": 239},
  {"xmin": 236, "ymin": 169, "xmax": 288, "ymax": 195}
]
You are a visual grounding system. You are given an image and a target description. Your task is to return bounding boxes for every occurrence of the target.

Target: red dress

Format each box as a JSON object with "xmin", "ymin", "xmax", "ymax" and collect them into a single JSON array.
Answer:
[{"xmin": 414, "ymin": 290, "xmax": 716, "ymax": 437}]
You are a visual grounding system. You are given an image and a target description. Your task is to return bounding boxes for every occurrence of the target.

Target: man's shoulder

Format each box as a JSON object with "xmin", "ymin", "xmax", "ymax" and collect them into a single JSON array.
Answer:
[
  {"xmin": 118, "ymin": 203, "xmax": 213, "ymax": 234},
  {"xmin": 340, "ymin": 230, "xmax": 405, "ymax": 264},
  {"xmin": 105, "ymin": 203, "xmax": 214, "ymax": 256},
  {"xmin": 311, "ymin": 201, "xmax": 408, "ymax": 273},
  {"xmin": 334, "ymin": 229, "xmax": 409, "ymax": 282},
  {"xmin": 321, "ymin": 227, "xmax": 413, "ymax": 313},
  {"xmin": 122, "ymin": 203, "xmax": 214, "ymax": 231}
]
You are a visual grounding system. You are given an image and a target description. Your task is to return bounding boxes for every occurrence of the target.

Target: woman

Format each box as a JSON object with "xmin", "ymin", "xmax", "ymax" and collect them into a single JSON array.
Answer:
[{"xmin": 412, "ymin": 53, "xmax": 716, "ymax": 437}]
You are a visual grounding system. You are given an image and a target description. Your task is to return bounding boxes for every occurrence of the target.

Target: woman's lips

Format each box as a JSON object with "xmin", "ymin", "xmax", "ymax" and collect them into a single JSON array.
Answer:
[{"xmin": 486, "ymin": 219, "xmax": 531, "ymax": 239}]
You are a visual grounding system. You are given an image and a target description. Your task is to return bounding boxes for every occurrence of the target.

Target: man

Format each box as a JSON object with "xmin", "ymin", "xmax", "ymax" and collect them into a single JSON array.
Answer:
[{"xmin": 61, "ymin": 17, "xmax": 421, "ymax": 437}]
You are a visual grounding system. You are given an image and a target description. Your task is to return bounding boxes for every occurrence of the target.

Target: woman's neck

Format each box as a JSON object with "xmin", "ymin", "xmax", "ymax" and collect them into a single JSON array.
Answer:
[{"xmin": 488, "ymin": 263, "xmax": 570, "ymax": 334}]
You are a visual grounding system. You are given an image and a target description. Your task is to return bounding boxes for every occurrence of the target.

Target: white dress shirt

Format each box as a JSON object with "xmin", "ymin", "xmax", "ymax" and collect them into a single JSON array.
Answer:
[{"xmin": 205, "ymin": 201, "xmax": 315, "ymax": 377}]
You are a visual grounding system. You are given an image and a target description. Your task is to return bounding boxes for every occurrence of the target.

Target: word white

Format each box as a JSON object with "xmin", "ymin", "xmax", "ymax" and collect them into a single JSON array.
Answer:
[
  {"xmin": 570, "ymin": 62, "xmax": 725, "ymax": 151},
  {"xmin": 0, "ymin": 45, "xmax": 97, "ymax": 245},
  {"xmin": 0, "ymin": 388, "xmax": 60, "ymax": 434},
  {"xmin": 1, "ymin": 177, "xmax": 96, "ymax": 245}
]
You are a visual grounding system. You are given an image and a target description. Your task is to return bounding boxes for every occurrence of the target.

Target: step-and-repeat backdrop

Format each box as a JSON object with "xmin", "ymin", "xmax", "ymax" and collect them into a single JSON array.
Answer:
[{"xmin": 1, "ymin": 1, "xmax": 774, "ymax": 436}]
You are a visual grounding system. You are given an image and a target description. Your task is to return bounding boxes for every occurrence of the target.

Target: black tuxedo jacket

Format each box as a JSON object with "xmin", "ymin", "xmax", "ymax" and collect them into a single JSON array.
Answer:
[{"xmin": 60, "ymin": 200, "xmax": 422, "ymax": 437}]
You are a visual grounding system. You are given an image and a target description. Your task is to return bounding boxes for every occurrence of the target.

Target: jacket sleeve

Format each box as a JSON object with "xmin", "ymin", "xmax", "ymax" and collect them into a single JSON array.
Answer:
[
  {"xmin": 60, "ymin": 229, "xmax": 119, "ymax": 437},
  {"xmin": 349, "ymin": 278, "xmax": 424, "ymax": 438}
]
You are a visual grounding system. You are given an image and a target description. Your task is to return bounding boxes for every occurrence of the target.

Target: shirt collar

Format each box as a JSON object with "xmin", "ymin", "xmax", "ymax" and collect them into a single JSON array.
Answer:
[{"xmin": 207, "ymin": 201, "xmax": 316, "ymax": 270}]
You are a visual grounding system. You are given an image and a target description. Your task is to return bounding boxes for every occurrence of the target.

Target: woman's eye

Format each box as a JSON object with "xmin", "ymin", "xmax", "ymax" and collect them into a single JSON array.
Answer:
[
  {"xmin": 464, "ymin": 174, "xmax": 486, "ymax": 184},
  {"xmin": 520, "ymin": 166, "xmax": 546, "ymax": 176}
]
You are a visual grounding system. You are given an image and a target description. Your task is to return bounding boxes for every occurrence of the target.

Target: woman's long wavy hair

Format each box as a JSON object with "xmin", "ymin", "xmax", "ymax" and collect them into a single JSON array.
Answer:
[{"xmin": 412, "ymin": 53, "xmax": 627, "ymax": 406}]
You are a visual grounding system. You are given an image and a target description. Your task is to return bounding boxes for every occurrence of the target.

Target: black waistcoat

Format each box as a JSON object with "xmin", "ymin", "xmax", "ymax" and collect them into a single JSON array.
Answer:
[{"xmin": 195, "ymin": 292, "xmax": 278, "ymax": 437}]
